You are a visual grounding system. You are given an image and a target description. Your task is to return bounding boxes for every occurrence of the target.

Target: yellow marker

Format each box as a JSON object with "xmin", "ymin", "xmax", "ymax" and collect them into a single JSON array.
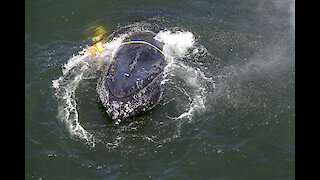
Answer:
[
  {"xmin": 88, "ymin": 25, "xmax": 107, "ymax": 42},
  {"xmin": 86, "ymin": 42, "xmax": 104, "ymax": 56}
]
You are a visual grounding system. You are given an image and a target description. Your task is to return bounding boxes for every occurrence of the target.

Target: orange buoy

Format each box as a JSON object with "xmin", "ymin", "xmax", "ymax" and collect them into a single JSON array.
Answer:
[{"xmin": 86, "ymin": 42, "xmax": 104, "ymax": 56}]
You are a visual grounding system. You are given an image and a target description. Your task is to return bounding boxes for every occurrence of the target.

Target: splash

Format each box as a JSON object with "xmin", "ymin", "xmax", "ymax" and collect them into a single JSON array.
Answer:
[
  {"xmin": 156, "ymin": 30, "xmax": 215, "ymax": 121},
  {"xmin": 52, "ymin": 35, "xmax": 125, "ymax": 147},
  {"xmin": 52, "ymin": 23, "xmax": 216, "ymax": 148},
  {"xmin": 52, "ymin": 49, "xmax": 95, "ymax": 146}
]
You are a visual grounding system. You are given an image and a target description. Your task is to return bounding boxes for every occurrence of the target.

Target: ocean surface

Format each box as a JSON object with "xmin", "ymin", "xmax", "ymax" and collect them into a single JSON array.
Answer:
[{"xmin": 25, "ymin": 0, "xmax": 295, "ymax": 179}]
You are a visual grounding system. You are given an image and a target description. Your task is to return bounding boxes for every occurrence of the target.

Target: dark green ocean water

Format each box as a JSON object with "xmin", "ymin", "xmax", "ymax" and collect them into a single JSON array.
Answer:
[{"xmin": 25, "ymin": 0, "xmax": 295, "ymax": 179}]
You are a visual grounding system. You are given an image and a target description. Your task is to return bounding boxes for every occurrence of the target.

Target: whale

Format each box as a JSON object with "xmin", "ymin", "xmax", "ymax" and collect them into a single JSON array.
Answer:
[{"xmin": 97, "ymin": 31, "xmax": 166, "ymax": 124}]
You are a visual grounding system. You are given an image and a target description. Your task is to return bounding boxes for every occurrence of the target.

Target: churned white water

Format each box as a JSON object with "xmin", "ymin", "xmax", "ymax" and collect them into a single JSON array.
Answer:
[
  {"xmin": 155, "ymin": 30, "xmax": 214, "ymax": 121},
  {"xmin": 52, "ymin": 26, "xmax": 215, "ymax": 147}
]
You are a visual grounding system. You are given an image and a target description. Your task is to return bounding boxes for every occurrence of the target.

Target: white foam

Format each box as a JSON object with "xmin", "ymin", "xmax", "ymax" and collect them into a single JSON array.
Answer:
[
  {"xmin": 155, "ymin": 30, "xmax": 195, "ymax": 57},
  {"xmin": 101, "ymin": 35, "xmax": 126, "ymax": 58},
  {"xmin": 61, "ymin": 49, "xmax": 88, "ymax": 75},
  {"xmin": 52, "ymin": 48, "xmax": 96, "ymax": 147},
  {"xmin": 155, "ymin": 30, "xmax": 213, "ymax": 122}
]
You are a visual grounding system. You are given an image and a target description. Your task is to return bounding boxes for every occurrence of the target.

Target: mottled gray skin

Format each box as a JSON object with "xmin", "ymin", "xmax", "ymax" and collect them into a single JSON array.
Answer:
[{"xmin": 97, "ymin": 32, "xmax": 166, "ymax": 124}]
